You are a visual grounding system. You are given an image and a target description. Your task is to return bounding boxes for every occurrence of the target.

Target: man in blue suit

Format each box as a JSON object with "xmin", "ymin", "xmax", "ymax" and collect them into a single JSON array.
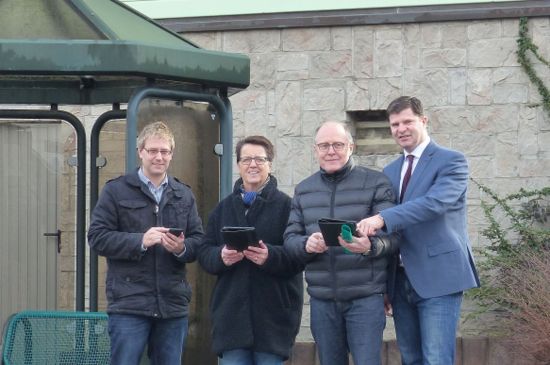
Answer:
[{"xmin": 358, "ymin": 96, "xmax": 479, "ymax": 365}]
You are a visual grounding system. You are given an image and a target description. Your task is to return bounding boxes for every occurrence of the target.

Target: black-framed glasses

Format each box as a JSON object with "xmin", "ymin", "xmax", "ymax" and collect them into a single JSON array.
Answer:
[
  {"xmin": 239, "ymin": 156, "xmax": 270, "ymax": 165},
  {"xmin": 316, "ymin": 142, "xmax": 347, "ymax": 153},
  {"xmin": 143, "ymin": 148, "xmax": 172, "ymax": 157}
]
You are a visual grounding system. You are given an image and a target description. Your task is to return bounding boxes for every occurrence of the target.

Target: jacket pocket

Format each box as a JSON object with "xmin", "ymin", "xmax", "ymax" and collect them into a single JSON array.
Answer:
[
  {"xmin": 427, "ymin": 243, "xmax": 459, "ymax": 257},
  {"xmin": 111, "ymin": 273, "xmax": 154, "ymax": 300},
  {"xmin": 118, "ymin": 199, "xmax": 150, "ymax": 232},
  {"xmin": 163, "ymin": 200, "xmax": 190, "ymax": 229}
]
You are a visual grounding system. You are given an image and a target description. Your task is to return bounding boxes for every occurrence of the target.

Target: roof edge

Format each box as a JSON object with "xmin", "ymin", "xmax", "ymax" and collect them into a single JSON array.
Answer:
[{"xmin": 157, "ymin": 0, "xmax": 550, "ymax": 33}]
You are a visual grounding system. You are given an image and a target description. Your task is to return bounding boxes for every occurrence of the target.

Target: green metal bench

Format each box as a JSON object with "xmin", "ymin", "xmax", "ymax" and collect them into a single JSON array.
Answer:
[{"xmin": 1, "ymin": 311, "xmax": 110, "ymax": 365}]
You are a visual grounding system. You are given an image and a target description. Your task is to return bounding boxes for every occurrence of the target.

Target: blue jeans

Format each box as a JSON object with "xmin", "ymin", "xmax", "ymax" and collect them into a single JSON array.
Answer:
[
  {"xmin": 108, "ymin": 313, "xmax": 188, "ymax": 365},
  {"xmin": 220, "ymin": 349, "xmax": 284, "ymax": 365},
  {"xmin": 310, "ymin": 295, "xmax": 386, "ymax": 365},
  {"xmin": 392, "ymin": 269, "xmax": 463, "ymax": 365}
]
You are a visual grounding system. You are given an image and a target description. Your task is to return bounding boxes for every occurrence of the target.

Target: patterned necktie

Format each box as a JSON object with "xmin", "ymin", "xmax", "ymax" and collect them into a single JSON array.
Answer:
[{"xmin": 400, "ymin": 155, "xmax": 415, "ymax": 203}]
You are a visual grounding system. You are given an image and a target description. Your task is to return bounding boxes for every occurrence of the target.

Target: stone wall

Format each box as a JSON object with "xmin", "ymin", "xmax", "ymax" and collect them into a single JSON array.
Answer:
[{"xmin": 181, "ymin": 17, "xmax": 550, "ymax": 341}]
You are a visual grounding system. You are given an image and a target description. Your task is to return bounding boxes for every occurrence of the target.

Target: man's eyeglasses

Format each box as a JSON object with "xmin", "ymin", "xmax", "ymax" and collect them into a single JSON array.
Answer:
[
  {"xmin": 239, "ymin": 156, "xmax": 270, "ymax": 165},
  {"xmin": 143, "ymin": 148, "xmax": 172, "ymax": 157},
  {"xmin": 316, "ymin": 142, "xmax": 347, "ymax": 153}
]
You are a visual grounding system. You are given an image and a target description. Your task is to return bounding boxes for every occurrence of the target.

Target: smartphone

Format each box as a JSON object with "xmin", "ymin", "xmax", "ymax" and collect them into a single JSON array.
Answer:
[{"xmin": 168, "ymin": 228, "xmax": 184, "ymax": 236}]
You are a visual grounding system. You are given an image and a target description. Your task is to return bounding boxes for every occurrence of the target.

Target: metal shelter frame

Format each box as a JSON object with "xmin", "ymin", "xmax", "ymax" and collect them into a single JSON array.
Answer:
[{"xmin": 0, "ymin": 0, "xmax": 250, "ymax": 312}]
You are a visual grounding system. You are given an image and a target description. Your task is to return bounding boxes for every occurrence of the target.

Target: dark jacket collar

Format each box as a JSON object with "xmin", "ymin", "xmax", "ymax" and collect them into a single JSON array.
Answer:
[{"xmin": 320, "ymin": 158, "xmax": 355, "ymax": 182}]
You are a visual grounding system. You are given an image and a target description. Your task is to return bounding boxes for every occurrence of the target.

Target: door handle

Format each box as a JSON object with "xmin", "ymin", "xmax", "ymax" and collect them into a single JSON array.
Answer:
[{"xmin": 44, "ymin": 229, "xmax": 61, "ymax": 253}]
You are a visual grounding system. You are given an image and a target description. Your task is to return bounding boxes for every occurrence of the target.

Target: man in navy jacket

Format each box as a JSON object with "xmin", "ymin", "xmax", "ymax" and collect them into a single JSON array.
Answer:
[
  {"xmin": 359, "ymin": 96, "xmax": 479, "ymax": 365},
  {"xmin": 88, "ymin": 121, "xmax": 204, "ymax": 365}
]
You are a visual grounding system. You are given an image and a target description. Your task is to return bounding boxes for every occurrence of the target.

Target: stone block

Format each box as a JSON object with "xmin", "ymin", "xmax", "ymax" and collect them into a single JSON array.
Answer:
[
  {"xmin": 467, "ymin": 21, "xmax": 501, "ymax": 40},
  {"xmin": 223, "ymin": 29, "xmax": 280, "ymax": 53},
  {"xmin": 450, "ymin": 68, "xmax": 467, "ymax": 105},
  {"xmin": 404, "ymin": 44, "xmax": 420, "ymax": 69},
  {"xmin": 364, "ymin": 78, "xmax": 402, "ymax": 110},
  {"xmin": 283, "ymin": 28, "xmax": 331, "ymax": 51},
  {"xmin": 519, "ymin": 158, "xmax": 550, "ymax": 177},
  {"xmin": 291, "ymin": 138, "xmax": 315, "ymax": 185},
  {"xmin": 243, "ymin": 109, "xmax": 269, "ymax": 137},
  {"xmin": 376, "ymin": 27, "xmax": 402, "ymax": 41},
  {"xmin": 420, "ymin": 23, "xmax": 442, "ymax": 48},
  {"xmin": 518, "ymin": 128, "xmax": 539, "ymax": 156},
  {"xmin": 230, "ymin": 89, "xmax": 267, "ymax": 111},
  {"xmin": 374, "ymin": 39, "xmax": 403, "ymax": 77},
  {"xmin": 468, "ymin": 38, "xmax": 518, "ymax": 67},
  {"xmin": 275, "ymin": 138, "xmax": 293, "ymax": 186},
  {"xmin": 310, "ymin": 51, "xmax": 352, "ymax": 79},
  {"xmin": 430, "ymin": 133, "xmax": 450, "ymax": 147},
  {"xmin": 277, "ymin": 53, "xmax": 309, "ymax": 72},
  {"xmin": 332, "ymin": 26, "xmax": 352, "ymax": 50},
  {"xmin": 275, "ymin": 82, "xmax": 302, "ymax": 136},
  {"xmin": 232, "ymin": 111, "xmax": 245, "ymax": 138},
  {"xmin": 492, "ymin": 67, "xmax": 528, "ymax": 85},
  {"xmin": 303, "ymin": 87, "xmax": 345, "ymax": 112},
  {"xmin": 539, "ymin": 131, "xmax": 550, "ymax": 151},
  {"xmin": 277, "ymin": 70, "xmax": 310, "ymax": 81},
  {"xmin": 495, "ymin": 154, "xmax": 521, "ymax": 177},
  {"xmin": 346, "ymin": 80, "xmax": 372, "ymax": 111},
  {"xmin": 441, "ymin": 23, "xmax": 468, "ymax": 47},
  {"xmin": 493, "ymin": 83, "xmax": 529, "ymax": 104},
  {"xmin": 501, "ymin": 18, "xmax": 520, "ymax": 37},
  {"xmin": 429, "ymin": 106, "xmax": 475, "ymax": 133},
  {"xmin": 249, "ymin": 53, "xmax": 277, "ymax": 88},
  {"xmin": 404, "ymin": 69, "xmax": 449, "ymax": 106},
  {"xmin": 302, "ymin": 111, "xmax": 322, "ymax": 137},
  {"xmin": 473, "ymin": 104, "xmax": 520, "ymax": 132},
  {"xmin": 352, "ymin": 27, "xmax": 375, "ymax": 78},
  {"xmin": 469, "ymin": 156, "xmax": 495, "ymax": 179},
  {"xmin": 403, "ymin": 23, "xmax": 420, "ymax": 44},
  {"xmin": 422, "ymin": 48, "xmax": 467, "ymax": 68},
  {"xmin": 453, "ymin": 133, "xmax": 494, "ymax": 156},
  {"xmin": 467, "ymin": 69, "xmax": 493, "ymax": 105}
]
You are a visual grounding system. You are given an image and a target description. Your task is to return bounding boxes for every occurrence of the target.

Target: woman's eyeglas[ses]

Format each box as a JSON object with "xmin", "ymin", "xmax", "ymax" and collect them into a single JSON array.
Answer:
[
  {"xmin": 316, "ymin": 142, "xmax": 347, "ymax": 152},
  {"xmin": 143, "ymin": 148, "xmax": 172, "ymax": 157},
  {"xmin": 239, "ymin": 156, "xmax": 269, "ymax": 165}
]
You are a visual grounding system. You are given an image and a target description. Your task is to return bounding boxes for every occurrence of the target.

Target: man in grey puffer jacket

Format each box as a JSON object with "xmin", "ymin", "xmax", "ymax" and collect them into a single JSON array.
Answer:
[{"xmin": 284, "ymin": 121, "xmax": 399, "ymax": 365}]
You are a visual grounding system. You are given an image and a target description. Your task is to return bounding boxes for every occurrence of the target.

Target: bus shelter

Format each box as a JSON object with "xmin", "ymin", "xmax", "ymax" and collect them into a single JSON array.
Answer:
[{"xmin": 0, "ymin": 1, "xmax": 249, "ymax": 363}]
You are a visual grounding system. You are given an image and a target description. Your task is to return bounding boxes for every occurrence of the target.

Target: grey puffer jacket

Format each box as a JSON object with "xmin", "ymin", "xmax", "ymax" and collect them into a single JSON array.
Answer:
[
  {"xmin": 88, "ymin": 169, "xmax": 204, "ymax": 318},
  {"xmin": 284, "ymin": 160, "xmax": 399, "ymax": 301}
]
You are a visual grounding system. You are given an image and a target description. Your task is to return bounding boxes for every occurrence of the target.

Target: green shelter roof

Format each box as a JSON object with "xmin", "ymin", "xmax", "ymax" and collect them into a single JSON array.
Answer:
[{"xmin": 0, "ymin": 0, "xmax": 250, "ymax": 105}]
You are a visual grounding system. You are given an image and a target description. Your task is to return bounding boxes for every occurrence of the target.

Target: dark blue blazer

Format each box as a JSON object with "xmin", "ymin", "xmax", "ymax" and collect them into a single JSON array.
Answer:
[{"xmin": 381, "ymin": 141, "xmax": 479, "ymax": 298}]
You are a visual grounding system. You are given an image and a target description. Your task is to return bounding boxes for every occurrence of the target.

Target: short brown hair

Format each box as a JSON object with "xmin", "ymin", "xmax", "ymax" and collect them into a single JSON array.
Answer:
[
  {"xmin": 137, "ymin": 121, "xmax": 175, "ymax": 151},
  {"xmin": 235, "ymin": 135, "xmax": 275, "ymax": 162},
  {"xmin": 387, "ymin": 96, "xmax": 424, "ymax": 118}
]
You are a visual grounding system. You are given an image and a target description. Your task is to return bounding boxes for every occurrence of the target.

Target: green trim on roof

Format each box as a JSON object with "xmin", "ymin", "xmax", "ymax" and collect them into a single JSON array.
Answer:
[{"xmin": 0, "ymin": 0, "xmax": 250, "ymax": 105}]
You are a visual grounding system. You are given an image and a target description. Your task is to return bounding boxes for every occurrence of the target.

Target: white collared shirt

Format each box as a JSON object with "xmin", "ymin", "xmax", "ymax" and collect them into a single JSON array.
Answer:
[{"xmin": 399, "ymin": 137, "xmax": 431, "ymax": 197}]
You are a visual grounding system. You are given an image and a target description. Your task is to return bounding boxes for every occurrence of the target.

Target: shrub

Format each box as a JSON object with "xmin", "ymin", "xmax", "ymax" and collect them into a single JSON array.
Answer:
[{"xmin": 468, "ymin": 182, "xmax": 550, "ymax": 363}]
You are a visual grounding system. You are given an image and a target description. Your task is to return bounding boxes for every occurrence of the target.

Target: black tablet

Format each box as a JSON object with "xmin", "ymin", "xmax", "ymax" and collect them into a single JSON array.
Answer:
[
  {"xmin": 221, "ymin": 226, "xmax": 259, "ymax": 251},
  {"xmin": 318, "ymin": 218, "xmax": 357, "ymax": 246}
]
